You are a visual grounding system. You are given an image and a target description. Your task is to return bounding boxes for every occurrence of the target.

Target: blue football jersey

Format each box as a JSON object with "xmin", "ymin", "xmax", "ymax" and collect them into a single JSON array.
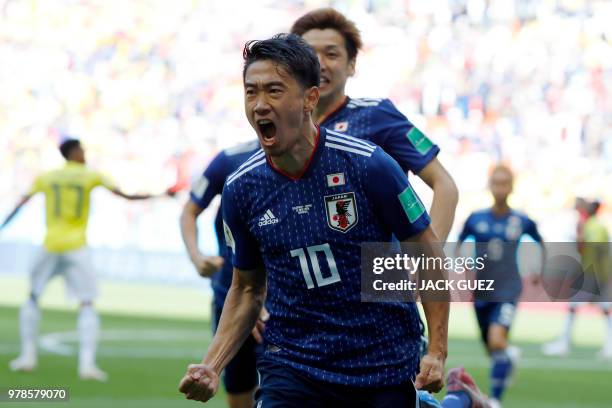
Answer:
[
  {"xmin": 320, "ymin": 97, "xmax": 440, "ymax": 174},
  {"xmin": 189, "ymin": 140, "xmax": 260, "ymax": 306},
  {"xmin": 458, "ymin": 209, "xmax": 543, "ymax": 300},
  {"xmin": 222, "ymin": 127, "xmax": 431, "ymax": 386}
]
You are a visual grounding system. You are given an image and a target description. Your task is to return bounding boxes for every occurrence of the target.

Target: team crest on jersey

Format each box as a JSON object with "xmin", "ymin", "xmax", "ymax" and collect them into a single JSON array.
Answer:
[
  {"xmin": 333, "ymin": 121, "xmax": 349, "ymax": 132},
  {"xmin": 324, "ymin": 192, "xmax": 358, "ymax": 233}
]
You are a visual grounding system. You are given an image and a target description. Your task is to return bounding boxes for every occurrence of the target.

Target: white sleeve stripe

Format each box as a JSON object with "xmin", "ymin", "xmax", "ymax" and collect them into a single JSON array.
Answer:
[
  {"xmin": 327, "ymin": 135, "xmax": 375, "ymax": 152},
  {"xmin": 227, "ymin": 158, "xmax": 266, "ymax": 185},
  {"xmin": 234, "ymin": 150, "xmax": 265, "ymax": 172},
  {"xmin": 324, "ymin": 142, "xmax": 372, "ymax": 157},
  {"xmin": 326, "ymin": 130, "xmax": 376, "ymax": 149}
]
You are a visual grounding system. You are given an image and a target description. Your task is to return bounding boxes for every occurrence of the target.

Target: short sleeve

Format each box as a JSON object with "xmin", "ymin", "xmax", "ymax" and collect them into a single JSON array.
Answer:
[
  {"xmin": 365, "ymin": 147, "xmax": 431, "ymax": 241},
  {"xmin": 371, "ymin": 99, "xmax": 440, "ymax": 174},
  {"xmin": 524, "ymin": 217, "xmax": 543, "ymax": 243},
  {"xmin": 458, "ymin": 214, "xmax": 475, "ymax": 242},
  {"xmin": 221, "ymin": 183, "xmax": 263, "ymax": 270},
  {"xmin": 29, "ymin": 175, "xmax": 44, "ymax": 195},
  {"xmin": 92, "ymin": 171, "xmax": 116, "ymax": 191},
  {"xmin": 190, "ymin": 151, "xmax": 227, "ymax": 210}
]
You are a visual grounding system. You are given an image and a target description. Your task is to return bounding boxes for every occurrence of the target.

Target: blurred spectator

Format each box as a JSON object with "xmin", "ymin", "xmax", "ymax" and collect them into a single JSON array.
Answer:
[{"xmin": 0, "ymin": 0, "xmax": 610, "ymax": 249}]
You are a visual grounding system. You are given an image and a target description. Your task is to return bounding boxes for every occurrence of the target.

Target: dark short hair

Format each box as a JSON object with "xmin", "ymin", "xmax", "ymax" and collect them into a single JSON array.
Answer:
[
  {"xmin": 59, "ymin": 138, "xmax": 81, "ymax": 159},
  {"xmin": 291, "ymin": 8, "xmax": 362, "ymax": 61},
  {"xmin": 243, "ymin": 33, "xmax": 320, "ymax": 89},
  {"xmin": 587, "ymin": 200, "xmax": 601, "ymax": 216}
]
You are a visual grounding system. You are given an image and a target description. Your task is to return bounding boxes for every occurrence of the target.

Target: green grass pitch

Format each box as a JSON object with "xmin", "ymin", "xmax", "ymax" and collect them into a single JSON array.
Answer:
[{"xmin": 0, "ymin": 279, "xmax": 611, "ymax": 407}]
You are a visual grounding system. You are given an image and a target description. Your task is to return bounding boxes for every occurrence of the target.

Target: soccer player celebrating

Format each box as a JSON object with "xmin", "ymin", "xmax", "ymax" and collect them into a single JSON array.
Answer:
[
  {"xmin": 1, "ymin": 139, "xmax": 164, "ymax": 381},
  {"xmin": 291, "ymin": 8, "xmax": 458, "ymax": 242},
  {"xmin": 457, "ymin": 165, "xmax": 544, "ymax": 408},
  {"xmin": 180, "ymin": 139, "xmax": 261, "ymax": 408},
  {"xmin": 178, "ymin": 34, "xmax": 449, "ymax": 406}
]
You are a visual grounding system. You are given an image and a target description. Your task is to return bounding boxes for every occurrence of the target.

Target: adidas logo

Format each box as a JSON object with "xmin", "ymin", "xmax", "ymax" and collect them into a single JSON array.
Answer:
[{"xmin": 258, "ymin": 210, "xmax": 279, "ymax": 227}]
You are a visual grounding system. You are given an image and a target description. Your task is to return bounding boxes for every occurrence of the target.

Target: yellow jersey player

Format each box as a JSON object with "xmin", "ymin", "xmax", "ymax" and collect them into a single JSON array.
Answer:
[
  {"xmin": 1, "ymin": 138, "xmax": 164, "ymax": 381},
  {"xmin": 543, "ymin": 200, "xmax": 612, "ymax": 359}
]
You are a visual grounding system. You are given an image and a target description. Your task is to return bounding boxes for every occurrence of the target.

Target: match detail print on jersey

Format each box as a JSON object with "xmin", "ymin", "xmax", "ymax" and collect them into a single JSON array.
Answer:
[
  {"xmin": 398, "ymin": 185, "xmax": 425, "ymax": 223},
  {"xmin": 324, "ymin": 192, "xmax": 358, "ymax": 233}
]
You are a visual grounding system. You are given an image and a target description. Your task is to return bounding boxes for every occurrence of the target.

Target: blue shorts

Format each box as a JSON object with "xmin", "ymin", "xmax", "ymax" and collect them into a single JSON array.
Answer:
[
  {"xmin": 212, "ymin": 301, "xmax": 260, "ymax": 394},
  {"xmin": 254, "ymin": 358, "xmax": 418, "ymax": 408},
  {"xmin": 474, "ymin": 301, "xmax": 517, "ymax": 345}
]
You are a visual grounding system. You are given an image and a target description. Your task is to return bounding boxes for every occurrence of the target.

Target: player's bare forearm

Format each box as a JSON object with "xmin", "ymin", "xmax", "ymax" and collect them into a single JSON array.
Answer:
[
  {"xmin": 413, "ymin": 226, "xmax": 449, "ymax": 358},
  {"xmin": 179, "ymin": 201, "xmax": 204, "ymax": 263},
  {"xmin": 422, "ymin": 300, "xmax": 449, "ymax": 359},
  {"xmin": 202, "ymin": 266, "xmax": 266, "ymax": 375},
  {"xmin": 111, "ymin": 189, "xmax": 155, "ymax": 200},
  {"xmin": 417, "ymin": 159, "xmax": 458, "ymax": 242},
  {"xmin": 429, "ymin": 181, "xmax": 458, "ymax": 242},
  {"xmin": 1, "ymin": 195, "xmax": 31, "ymax": 230},
  {"xmin": 412, "ymin": 227, "xmax": 449, "ymax": 392}
]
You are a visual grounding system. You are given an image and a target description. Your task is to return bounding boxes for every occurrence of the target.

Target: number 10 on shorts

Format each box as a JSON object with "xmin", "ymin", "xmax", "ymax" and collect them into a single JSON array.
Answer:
[{"xmin": 290, "ymin": 243, "xmax": 341, "ymax": 289}]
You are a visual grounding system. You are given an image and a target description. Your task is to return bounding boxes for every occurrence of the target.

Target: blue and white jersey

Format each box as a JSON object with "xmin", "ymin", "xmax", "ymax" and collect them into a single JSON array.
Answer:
[
  {"xmin": 458, "ymin": 209, "xmax": 543, "ymax": 301},
  {"xmin": 222, "ymin": 127, "xmax": 431, "ymax": 386},
  {"xmin": 320, "ymin": 97, "xmax": 440, "ymax": 174},
  {"xmin": 189, "ymin": 140, "xmax": 260, "ymax": 307}
]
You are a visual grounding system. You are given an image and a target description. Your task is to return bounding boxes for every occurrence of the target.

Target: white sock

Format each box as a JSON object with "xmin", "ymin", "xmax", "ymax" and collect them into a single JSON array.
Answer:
[
  {"xmin": 78, "ymin": 305, "xmax": 100, "ymax": 370},
  {"xmin": 605, "ymin": 312, "xmax": 612, "ymax": 342},
  {"xmin": 560, "ymin": 310, "xmax": 576, "ymax": 342},
  {"xmin": 19, "ymin": 299, "xmax": 40, "ymax": 359}
]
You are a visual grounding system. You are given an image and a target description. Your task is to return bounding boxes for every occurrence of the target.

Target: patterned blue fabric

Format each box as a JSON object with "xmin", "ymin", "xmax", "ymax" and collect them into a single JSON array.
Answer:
[
  {"xmin": 189, "ymin": 140, "xmax": 260, "ymax": 306},
  {"xmin": 222, "ymin": 127, "xmax": 430, "ymax": 386},
  {"xmin": 321, "ymin": 97, "xmax": 439, "ymax": 174}
]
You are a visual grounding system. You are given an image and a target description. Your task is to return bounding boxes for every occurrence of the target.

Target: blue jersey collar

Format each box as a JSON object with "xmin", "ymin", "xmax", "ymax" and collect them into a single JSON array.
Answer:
[{"xmin": 266, "ymin": 125, "xmax": 324, "ymax": 181}]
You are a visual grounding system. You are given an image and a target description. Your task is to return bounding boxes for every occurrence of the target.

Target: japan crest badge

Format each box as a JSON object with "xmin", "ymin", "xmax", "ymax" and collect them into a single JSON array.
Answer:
[{"xmin": 324, "ymin": 192, "xmax": 358, "ymax": 233}]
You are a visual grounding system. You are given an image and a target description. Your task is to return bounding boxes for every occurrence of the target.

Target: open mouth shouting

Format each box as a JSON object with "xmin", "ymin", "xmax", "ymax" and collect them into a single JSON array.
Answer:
[{"xmin": 257, "ymin": 118, "xmax": 277, "ymax": 146}]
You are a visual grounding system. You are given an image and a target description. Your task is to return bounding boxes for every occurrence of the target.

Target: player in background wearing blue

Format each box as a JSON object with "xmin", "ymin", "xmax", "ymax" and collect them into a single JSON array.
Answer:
[
  {"xmin": 291, "ymin": 8, "xmax": 458, "ymax": 242},
  {"xmin": 182, "ymin": 10, "xmax": 457, "ymax": 407},
  {"xmin": 291, "ymin": 11, "xmax": 458, "ymax": 404},
  {"xmin": 179, "ymin": 34, "xmax": 449, "ymax": 406},
  {"xmin": 1, "ymin": 139, "xmax": 165, "ymax": 381},
  {"xmin": 457, "ymin": 165, "xmax": 544, "ymax": 408},
  {"xmin": 179, "ymin": 139, "xmax": 262, "ymax": 408}
]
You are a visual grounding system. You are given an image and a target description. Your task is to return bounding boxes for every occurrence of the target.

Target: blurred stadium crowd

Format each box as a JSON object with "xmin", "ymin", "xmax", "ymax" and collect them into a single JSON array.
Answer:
[{"xmin": 0, "ymin": 0, "xmax": 610, "ymax": 253}]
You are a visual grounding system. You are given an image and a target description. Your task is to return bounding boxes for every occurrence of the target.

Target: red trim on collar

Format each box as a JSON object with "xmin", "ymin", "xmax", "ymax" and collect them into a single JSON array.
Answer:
[{"xmin": 267, "ymin": 126, "xmax": 321, "ymax": 181}]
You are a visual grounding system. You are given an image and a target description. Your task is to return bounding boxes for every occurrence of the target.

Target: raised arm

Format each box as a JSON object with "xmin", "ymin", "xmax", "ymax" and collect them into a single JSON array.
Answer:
[
  {"xmin": 1, "ymin": 195, "xmax": 33, "ymax": 231},
  {"xmin": 178, "ymin": 265, "xmax": 266, "ymax": 402},
  {"xmin": 110, "ymin": 188, "xmax": 157, "ymax": 200}
]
